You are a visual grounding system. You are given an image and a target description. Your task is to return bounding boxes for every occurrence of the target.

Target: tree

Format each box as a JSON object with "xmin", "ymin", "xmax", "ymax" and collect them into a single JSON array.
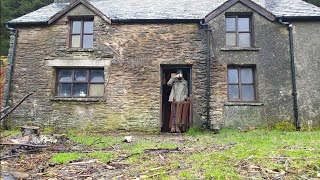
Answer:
[{"xmin": 0, "ymin": 0, "xmax": 54, "ymax": 55}]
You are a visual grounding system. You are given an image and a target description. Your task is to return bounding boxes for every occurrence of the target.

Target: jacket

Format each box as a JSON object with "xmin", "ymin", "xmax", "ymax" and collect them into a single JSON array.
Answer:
[{"xmin": 167, "ymin": 77, "xmax": 188, "ymax": 102}]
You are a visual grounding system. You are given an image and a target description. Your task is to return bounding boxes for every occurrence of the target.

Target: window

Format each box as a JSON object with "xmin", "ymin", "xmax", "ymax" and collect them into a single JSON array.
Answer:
[
  {"xmin": 70, "ymin": 19, "xmax": 93, "ymax": 48},
  {"xmin": 57, "ymin": 69, "xmax": 104, "ymax": 97},
  {"xmin": 227, "ymin": 66, "xmax": 255, "ymax": 101},
  {"xmin": 226, "ymin": 16, "xmax": 251, "ymax": 47}
]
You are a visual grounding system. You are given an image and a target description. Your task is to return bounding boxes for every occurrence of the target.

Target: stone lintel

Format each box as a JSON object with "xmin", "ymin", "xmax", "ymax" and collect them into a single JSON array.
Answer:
[
  {"xmin": 220, "ymin": 47, "xmax": 261, "ymax": 51},
  {"xmin": 46, "ymin": 59, "xmax": 111, "ymax": 67},
  {"xmin": 224, "ymin": 102, "xmax": 264, "ymax": 106},
  {"xmin": 50, "ymin": 97, "xmax": 104, "ymax": 102}
]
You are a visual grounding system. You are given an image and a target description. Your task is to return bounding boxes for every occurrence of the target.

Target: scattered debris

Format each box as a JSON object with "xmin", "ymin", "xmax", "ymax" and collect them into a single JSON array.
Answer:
[{"xmin": 123, "ymin": 136, "xmax": 133, "ymax": 143}]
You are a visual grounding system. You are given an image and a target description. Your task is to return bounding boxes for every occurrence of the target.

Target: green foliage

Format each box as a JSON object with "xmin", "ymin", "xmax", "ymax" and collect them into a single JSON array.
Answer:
[
  {"xmin": 272, "ymin": 121, "xmax": 296, "ymax": 131},
  {"xmin": 305, "ymin": 0, "xmax": 320, "ymax": 6},
  {"xmin": 68, "ymin": 131, "xmax": 123, "ymax": 148},
  {"xmin": 50, "ymin": 151, "xmax": 114, "ymax": 164},
  {"xmin": 186, "ymin": 127, "xmax": 206, "ymax": 136},
  {"xmin": 0, "ymin": 0, "xmax": 54, "ymax": 55},
  {"xmin": 50, "ymin": 152, "xmax": 87, "ymax": 164}
]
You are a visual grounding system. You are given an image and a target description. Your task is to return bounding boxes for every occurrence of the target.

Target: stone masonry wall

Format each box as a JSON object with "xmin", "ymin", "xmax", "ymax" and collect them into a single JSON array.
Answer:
[
  {"xmin": 9, "ymin": 4, "xmax": 208, "ymax": 130},
  {"xmin": 293, "ymin": 22, "xmax": 320, "ymax": 127},
  {"xmin": 208, "ymin": 2, "xmax": 294, "ymax": 129}
]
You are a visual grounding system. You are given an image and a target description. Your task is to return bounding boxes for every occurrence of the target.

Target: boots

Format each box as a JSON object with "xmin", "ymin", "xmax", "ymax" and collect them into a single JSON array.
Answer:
[
  {"xmin": 170, "ymin": 125, "xmax": 181, "ymax": 133},
  {"xmin": 175, "ymin": 126, "xmax": 181, "ymax": 133},
  {"xmin": 171, "ymin": 126, "xmax": 176, "ymax": 133}
]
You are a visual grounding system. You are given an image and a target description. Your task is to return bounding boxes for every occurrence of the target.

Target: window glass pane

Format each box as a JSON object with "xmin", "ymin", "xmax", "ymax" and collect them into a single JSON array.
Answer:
[
  {"xmin": 228, "ymin": 68, "xmax": 238, "ymax": 83},
  {"xmin": 73, "ymin": 83, "xmax": 88, "ymax": 97},
  {"xmin": 72, "ymin": 21, "xmax": 81, "ymax": 34},
  {"xmin": 239, "ymin": 33, "xmax": 251, "ymax": 47},
  {"xmin": 240, "ymin": 68, "xmax": 253, "ymax": 83},
  {"xmin": 74, "ymin": 70, "xmax": 87, "ymax": 81},
  {"xmin": 84, "ymin": 21, "xmax": 93, "ymax": 33},
  {"xmin": 241, "ymin": 85, "xmax": 255, "ymax": 101},
  {"xmin": 90, "ymin": 70, "xmax": 104, "ymax": 82},
  {"xmin": 226, "ymin": 17, "xmax": 236, "ymax": 31},
  {"xmin": 89, "ymin": 84, "xmax": 104, "ymax": 96},
  {"xmin": 238, "ymin": 18, "xmax": 250, "ymax": 31},
  {"xmin": 58, "ymin": 83, "xmax": 71, "ymax": 96},
  {"xmin": 228, "ymin": 85, "xmax": 239, "ymax": 100},
  {"xmin": 83, "ymin": 35, "xmax": 93, "ymax": 48},
  {"xmin": 226, "ymin": 33, "xmax": 236, "ymax": 46},
  {"xmin": 58, "ymin": 70, "xmax": 72, "ymax": 82},
  {"xmin": 71, "ymin": 35, "xmax": 81, "ymax": 48}
]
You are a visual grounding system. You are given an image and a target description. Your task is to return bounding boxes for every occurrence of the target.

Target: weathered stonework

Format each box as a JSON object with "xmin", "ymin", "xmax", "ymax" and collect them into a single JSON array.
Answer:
[
  {"xmin": 6, "ymin": 2, "xmax": 320, "ymax": 131},
  {"xmin": 293, "ymin": 22, "xmax": 320, "ymax": 127},
  {"xmin": 208, "ymin": 2, "xmax": 294, "ymax": 128},
  {"xmin": 9, "ymin": 4, "xmax": 208, "ymax": 131}
]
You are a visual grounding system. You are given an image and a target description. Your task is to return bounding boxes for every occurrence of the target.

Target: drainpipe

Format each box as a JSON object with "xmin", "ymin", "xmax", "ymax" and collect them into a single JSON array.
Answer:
[
  {"xmin": 200, "ymin": 21, "xmax": 212, "ymax": 129},
  {"xmin": 3, "ymin": 25, "xmax": 18, "ymax": 109},
  {"xmin": 279, "ymin": 18, "xmax": 301, "ymax": 130}
]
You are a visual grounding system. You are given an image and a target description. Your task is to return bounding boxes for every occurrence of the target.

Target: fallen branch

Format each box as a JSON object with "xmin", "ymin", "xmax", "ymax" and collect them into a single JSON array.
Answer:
[
  {"xmin": 0, "ymin": 106, "xmax": 10, "ymax": 114},
  {"xmin": 0, "ymin": 154, "xmax": 20, "ymax": 160},
  {"xmin": 143, "ymin": 147, "xmax": 180, "ymax": 154},
  {"xmin": 0, "ymin": 93, "xmax": 33, "ymax": 121},
  {"xmin": 0, "ymin": 142, "xmax": 50, "ymax": 148}
]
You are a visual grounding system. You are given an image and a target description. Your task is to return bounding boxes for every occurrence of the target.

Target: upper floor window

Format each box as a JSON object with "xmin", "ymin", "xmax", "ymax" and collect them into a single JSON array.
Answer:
[
  {"xmin": 70, "ymin": 19, "xmax": 93, "ymax": 48},
  {"xmin": 227, "ymin": 66, "xmax": 255, "ymax": 101},
  {"xmin": 57, "ymin": 68, "xmax": 104, "ymax": 97},
  {"xmin": 226, "ymin": 16, "xmax": 251, "ymax": 47}
]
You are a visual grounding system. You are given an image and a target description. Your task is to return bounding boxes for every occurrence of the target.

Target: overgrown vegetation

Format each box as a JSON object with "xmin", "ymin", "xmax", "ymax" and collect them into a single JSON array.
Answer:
[{"xmin": 2, "ymin": 129, "xmax": 320, "ymax": 179}]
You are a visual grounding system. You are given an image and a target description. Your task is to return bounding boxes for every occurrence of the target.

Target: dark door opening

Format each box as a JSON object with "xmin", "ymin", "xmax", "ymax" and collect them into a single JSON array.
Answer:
[{"xmin": 160, "ymin": 65, "xmax": 192, "ymax": 132}]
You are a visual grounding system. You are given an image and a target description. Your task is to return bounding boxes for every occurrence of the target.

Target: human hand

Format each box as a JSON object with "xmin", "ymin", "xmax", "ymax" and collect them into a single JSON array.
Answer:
[{"xmin": 175, "ymin": 73, "xmax": 183, "ymax": 78}]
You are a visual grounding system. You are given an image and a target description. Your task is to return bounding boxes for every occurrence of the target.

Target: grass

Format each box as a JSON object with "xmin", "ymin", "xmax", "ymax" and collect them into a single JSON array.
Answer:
[
  {"xmin": 4, "ymin": 128, "xmax": 320, "ymax": 179},
  {"xmin": 50, "ymin": 151, "xmax": 113, "ymax": 164},
  {"xmin": 119, "ymin": 129, "xmax": 320, "ymax": 179}
]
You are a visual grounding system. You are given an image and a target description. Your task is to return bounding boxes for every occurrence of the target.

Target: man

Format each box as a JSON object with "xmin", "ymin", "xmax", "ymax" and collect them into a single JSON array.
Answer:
[{"xmin": 167, "ymin": 69, "xmax": 188, "ymax": 133}]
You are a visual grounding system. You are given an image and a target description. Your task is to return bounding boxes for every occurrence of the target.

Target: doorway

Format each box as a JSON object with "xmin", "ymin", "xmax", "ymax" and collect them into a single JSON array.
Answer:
[{"xmin": 160, "ymin": 65, "xmax": 192, "ymax": 132}]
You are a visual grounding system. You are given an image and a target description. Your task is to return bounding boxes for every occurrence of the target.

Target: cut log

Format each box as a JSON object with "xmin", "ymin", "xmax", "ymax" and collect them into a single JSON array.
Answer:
[{"xmin": 20, "ymin": 126, "xmax": 40, "ymax": 136}]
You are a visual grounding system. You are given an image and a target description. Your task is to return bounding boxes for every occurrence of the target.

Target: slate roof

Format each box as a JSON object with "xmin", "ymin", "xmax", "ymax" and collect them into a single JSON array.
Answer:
[{"xmin": 8, "ymin": 0, "xmax": 320, "ymax": 25}]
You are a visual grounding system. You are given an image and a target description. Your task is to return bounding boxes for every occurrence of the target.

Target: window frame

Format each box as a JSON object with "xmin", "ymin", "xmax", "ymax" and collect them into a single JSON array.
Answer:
[
  {"xmin": 225, "ymin": 15, "xmax": 252, "ymax": 47},
  {"xmin": 227, "ymin": 66, "xmax": 256, "ymax": 102},
  {"xmin": 69, "ymin": 17, "xmax": 94, "ymax": 49},
  {"xmin": 56, "ymin": 68, "xmax": 104, "ymax": 98}
]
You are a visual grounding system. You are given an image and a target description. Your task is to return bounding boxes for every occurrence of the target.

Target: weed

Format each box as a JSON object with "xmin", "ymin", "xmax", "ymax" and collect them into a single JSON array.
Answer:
[
  {"xmin": 50, "ymin": 152, "xmax": 87, "ymax": 164},
  {"xmin": 186, "ymin": 127, "xmax": 206, "ymax": 136},
  {"xmin": 50, "ymin": 151, "xmax": 114, "ymax": 164}
]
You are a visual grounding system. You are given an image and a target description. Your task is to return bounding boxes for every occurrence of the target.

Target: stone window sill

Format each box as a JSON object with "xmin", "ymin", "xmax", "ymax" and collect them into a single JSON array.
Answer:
[
  {"xmin": 66, "ymin": 48, "xmax": 94, "ymax": 52},
  {"xmin": 224, "ymin": 102, "xmax": 264, "ymax": 106},
  {"xmin": 50, "ymin": 97, "xmax": 104, "ymax": 102},
  {"xmin": 221, "ymin": 47, "xmax": 261, "ymax": 51}
]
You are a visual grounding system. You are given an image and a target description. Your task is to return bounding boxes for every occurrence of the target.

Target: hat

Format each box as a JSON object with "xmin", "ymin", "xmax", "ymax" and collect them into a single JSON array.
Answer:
[{"xmin": 176, "ymin": 69, "xmax": 183, "ymax": 74}]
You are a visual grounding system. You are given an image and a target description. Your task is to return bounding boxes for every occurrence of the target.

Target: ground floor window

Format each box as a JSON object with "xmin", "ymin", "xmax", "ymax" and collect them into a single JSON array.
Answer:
[
  {"xmin": 57, "ymin": 68, "xmax": 104, "ymax": 97},
  {"xmin": 227, "ymin": 66, "xmax": 255, "ymax": 101}
]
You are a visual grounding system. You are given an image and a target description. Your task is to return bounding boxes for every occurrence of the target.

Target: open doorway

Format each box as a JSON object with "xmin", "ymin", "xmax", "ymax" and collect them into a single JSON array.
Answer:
[{"xmin": 160, "ymin": 65, "xmax": 192, "ymax": 132}]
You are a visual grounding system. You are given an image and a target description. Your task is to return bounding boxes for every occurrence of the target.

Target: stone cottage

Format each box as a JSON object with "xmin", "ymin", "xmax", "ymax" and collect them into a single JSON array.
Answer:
[{"xmin": 3, "ymin": 0, "xmax": 320, "ymax": 131}]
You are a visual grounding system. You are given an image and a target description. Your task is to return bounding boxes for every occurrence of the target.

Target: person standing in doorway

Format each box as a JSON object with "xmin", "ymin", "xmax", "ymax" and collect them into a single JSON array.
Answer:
[{"xmin": 167, "ymin": 69, "xmax": 188, "ymax": 133}]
